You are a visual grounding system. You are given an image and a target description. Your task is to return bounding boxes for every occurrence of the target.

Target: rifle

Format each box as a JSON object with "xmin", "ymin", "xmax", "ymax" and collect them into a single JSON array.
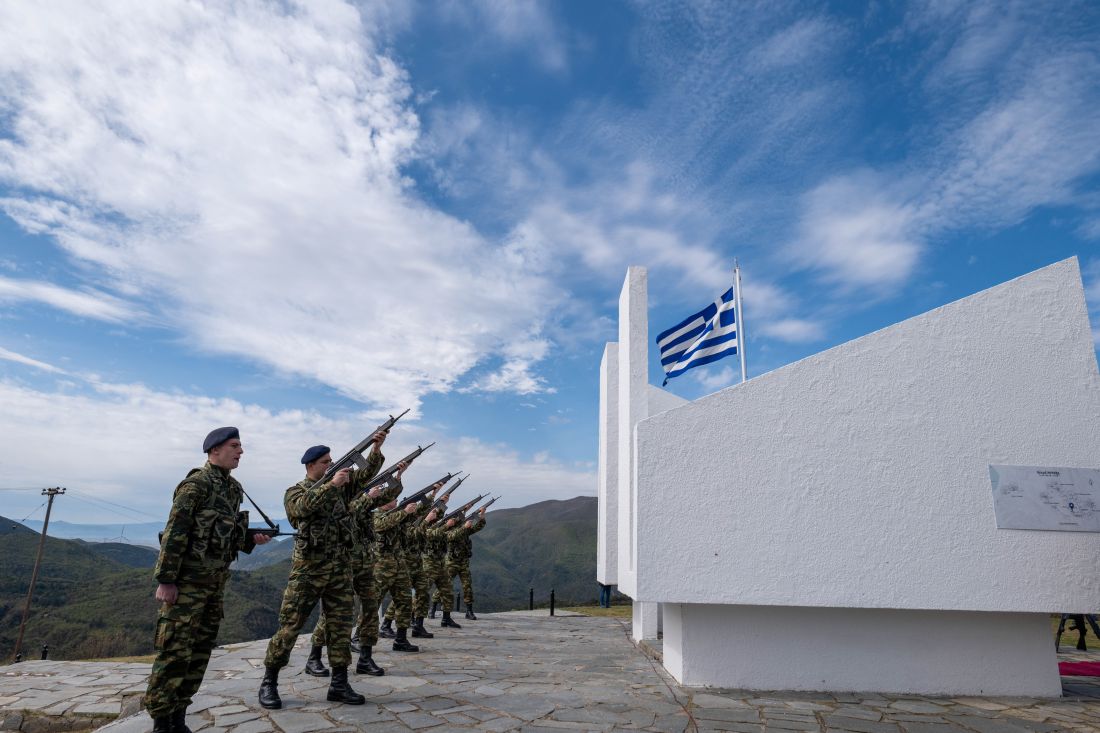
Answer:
[
  {"xmin": 314, "ymin": 409, "xmax": 411, "ymax": 486},
  {"xmin": 362, "ymin": 442, "xmax": 436, "ymax": 494},
  {"xmin": 439, "ymin": 493, "xmax": 485, "ymax": 525},
  {"xmin": 242, "ymin": 489, "xmax": 296, "ymax": 538},
  {"xmin": 414, "ymin": 474, "xmax": 467, "ymax": 526},
  {"xmin": 248, "ymin": 525, "xmax": 296, "ymax": 538},
  {"xmin": 471, "ymin": 495, "xmax": 499, "ymax": 515},
  {"xmin": 392, "ymin": 471, "xmax": 456, "ymax": 512}
]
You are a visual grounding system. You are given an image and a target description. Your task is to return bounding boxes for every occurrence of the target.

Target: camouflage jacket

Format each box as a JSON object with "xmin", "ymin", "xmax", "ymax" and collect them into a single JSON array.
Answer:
[
  {"xmin": 154, "ymin": 462, "xmax": 254, "ymax": 584},
  {"xmin": 349, "ymin": 468, "xmax": 402, "ymax": 548},
  {"xmin": 286, "ymin": 449, "xmax": 384, "ymax": 561},
  {"xmin": 446, "ymin": 516, "xmax": 486, "ymax": 562}
]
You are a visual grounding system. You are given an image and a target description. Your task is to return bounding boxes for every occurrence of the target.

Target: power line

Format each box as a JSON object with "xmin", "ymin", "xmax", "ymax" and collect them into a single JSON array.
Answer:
[
  {"xmin": 18, "ymin": 502, "xmax": 46, "ymax": 523},
  {"xmin": 65, "ymin": 489, "xmax": 162, "ymax": 521}
]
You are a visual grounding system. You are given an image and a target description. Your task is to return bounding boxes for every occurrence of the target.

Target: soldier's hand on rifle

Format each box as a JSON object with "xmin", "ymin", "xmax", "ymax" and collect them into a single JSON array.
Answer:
[
  {"xmin": 369, "ymin": 429, "xmax": 388, "ymax": 451},
  {"xmin": 427, "ymin": 509, "xmax": 439, "ymax": 522},
  {"xmin": 403, "ymin": 501, "xmax": 419, "ymax": 514},
  {"xmin": 332, "ymin": 468, "xmax": 351, "ymax": 487},
  {"xmin": 253, "ymin": 533, "xmax": 272, "ymax": 545},
  {"xmin": 445, "ymin": 518, "xmax": 456, "ymax": 528},
  {"xmin": 479, "ymin": 507, "xmax": 486, "ymax": 517},
  {"xmin": 367, "ymin": 485, "xmax": 382, "ymax": 499},
  {"xmin": 464, "ymin": 519, "xmax": 474, "ymax": 529},
  {"xmin": 394, "ymin": 460, "xmax": 409, "ymax": 479},
  {"xmin": 156, "ymin": 583, "xmax": 179, "ymax": 605}
]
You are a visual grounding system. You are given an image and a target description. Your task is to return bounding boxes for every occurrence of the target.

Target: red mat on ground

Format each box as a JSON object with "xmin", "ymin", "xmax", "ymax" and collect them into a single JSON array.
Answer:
[{"xmin": 1059, "ymin": 661, "xmax": 1100, "ymax": 676}]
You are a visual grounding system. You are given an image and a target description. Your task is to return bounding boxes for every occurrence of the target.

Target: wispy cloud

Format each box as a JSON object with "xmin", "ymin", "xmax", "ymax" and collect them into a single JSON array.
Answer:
[
  {"xmin": 0, "ymin": 0, "xmax": 564, "ymax": 409},
  {"xmin": 438, "ymin": 0, "xmax": 568, "ymax": 72},
  {"xmin": 0, "ymin": 346, "xmax": 67, "ymax": 374},
  {"xmin": 0, "ymin": 274, "xmax": 136, "ymax": 322}
]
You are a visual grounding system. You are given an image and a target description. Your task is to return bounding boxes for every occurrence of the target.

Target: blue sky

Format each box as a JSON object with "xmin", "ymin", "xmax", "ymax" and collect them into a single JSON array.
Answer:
[{"xmin": 1, "ymin": 0, "xmax": 1099, "ymax": 525}]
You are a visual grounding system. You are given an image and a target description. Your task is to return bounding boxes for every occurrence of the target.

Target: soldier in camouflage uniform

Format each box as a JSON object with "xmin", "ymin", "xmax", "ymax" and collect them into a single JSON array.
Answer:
[
  {"xmin": 144, "ymin": 427, "xmax": 270, "ymax": 733},
  {"xmin": 382, "ymin": 479, "xmax": 447, "ymax": 639},
  {"xmin": 446, "ymin": 506, "xmax": 487, "ymax": 620},
  {"xmin": 258, "ymin": 436, "xmax": 389, "ymax": 710},
  {"xmin": 425, "ymin": 516, "xmax": 461, "ymax": 628},
  {"xmin": 374, "ymin": 494, "xmax": 436, "ymax": 651},
  {"xmin": 308, "ymin": 463, "xmax": 404, "ymax": 677}
]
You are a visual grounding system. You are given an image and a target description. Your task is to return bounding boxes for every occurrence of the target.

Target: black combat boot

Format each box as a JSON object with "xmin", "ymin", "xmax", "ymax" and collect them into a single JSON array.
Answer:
[
  {"xmin": 355, "ymin": 646, "xmax": 384, "ymax": 676},
  {"xmin": 378, "ymin": 617, "xmax": 396, "ymax": 639},
  {"xmin": 428, "ymin": 601, "xmax": 438, "ymax": 619},
  {"xmin": 170, "ymin": 708, "xmax": 192, "ymax": 733},
  {"xmin": 304, "ymin": 644, "xmax": 329, "ymax": 676},
  {"xmin": 258, "ymin": 666, "xmax": 282, "ymax": 710},
  {"xmin": 464, "ymin": 603, "xmax": 478, "ymax": 620},
  {"xmin": 326, "ymin": 666, "xmax": 366, "ymax": 704},
  {"xmin": 152, "ymin": 717, "xmax": 172, "ymax": 733},
  {"xmin": 411, "ymin": 617, "xmax": 434, "ymax": 639},
  {"xmin": 440, "ymin": 611, "xmax": 462, "ymax": 629},
  {"xmin": 392, "ymin": 627, "xmax": 420, "ymax": 652},
  {"xmin": 349, "ymin": 625, "xmax": 361, "ymax": 654}
]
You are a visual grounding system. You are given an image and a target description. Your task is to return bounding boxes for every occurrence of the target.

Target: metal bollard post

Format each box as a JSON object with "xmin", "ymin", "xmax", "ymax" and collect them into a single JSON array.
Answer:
[
  {"xmin": 40, "ymin": 644, "xmax": 48, "ymax": 660},
  {"xmin": 550, "ymin": 589, "xmax": 555, "ymax": 617},
  {"xmin": 529, "ymin": 588, "xmax": 534, "ymax": 611}
]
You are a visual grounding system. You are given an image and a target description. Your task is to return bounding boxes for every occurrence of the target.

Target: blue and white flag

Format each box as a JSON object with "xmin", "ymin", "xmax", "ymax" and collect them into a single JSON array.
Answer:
[{"xmin": 656, "ymin": 287, "xmax": 739, "ymax": 385}]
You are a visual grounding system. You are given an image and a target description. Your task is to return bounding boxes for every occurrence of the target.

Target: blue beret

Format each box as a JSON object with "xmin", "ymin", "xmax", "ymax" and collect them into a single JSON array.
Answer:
[
  {"xmin": 203, "ymin": 426, "xmax": 239, "ymax": 453},
  {"xmin": 301, "ymin": 445, "xmax": 331, "ymax": 465}
]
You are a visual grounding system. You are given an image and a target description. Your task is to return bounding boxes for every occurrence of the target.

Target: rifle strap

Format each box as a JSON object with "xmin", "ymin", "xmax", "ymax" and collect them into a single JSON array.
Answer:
[{"xmin": 241, "ymin": 488, "xmax": 278, "ymax": 530}]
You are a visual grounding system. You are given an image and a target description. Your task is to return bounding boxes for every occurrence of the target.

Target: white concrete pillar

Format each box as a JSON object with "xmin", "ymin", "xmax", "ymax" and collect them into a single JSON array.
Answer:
[
  {"xmin": 632, "ymin": 600, "xmax": 660, "ymax": 642},
  {"xmin": 596, "ymin": 343, "xmax": 619, "ymax": 586},
  {"xmin": 616, "ymin": 266, "xmax": 647, "ymax": 598}
]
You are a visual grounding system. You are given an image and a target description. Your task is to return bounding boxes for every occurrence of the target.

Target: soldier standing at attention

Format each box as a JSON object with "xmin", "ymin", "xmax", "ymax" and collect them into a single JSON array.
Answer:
[
  {"xmin": 426, "ymin": 516, "xmax": 461, "ymax": 628},
  {"xmin": 258, "ymin": 433, "xmax": 388, "ymax": 710},
  {"xmin": 144, "ymin": 427, "xmax": 271, "ymax": 733},
  {"xmin": 446, "ymin": 506, "xmax": 487, "ymax": 620}
]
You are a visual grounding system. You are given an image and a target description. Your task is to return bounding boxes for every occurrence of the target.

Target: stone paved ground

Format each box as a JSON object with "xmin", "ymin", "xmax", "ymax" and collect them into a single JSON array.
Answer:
[{"xmin": 2, "ymin": 611, "xmax": 1100, "ymax": 732}]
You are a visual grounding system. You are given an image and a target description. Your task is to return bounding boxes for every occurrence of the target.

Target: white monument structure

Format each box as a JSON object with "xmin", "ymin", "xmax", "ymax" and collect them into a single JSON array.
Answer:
[{"xmin": 596, "ymin": 257, "xmax": 1100, "ymax": 696}]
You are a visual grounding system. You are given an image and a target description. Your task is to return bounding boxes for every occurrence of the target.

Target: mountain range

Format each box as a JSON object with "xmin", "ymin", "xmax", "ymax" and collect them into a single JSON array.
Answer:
[{"xmin": 0, "ymin": 496, "xmax": 597, "ymax": 660}]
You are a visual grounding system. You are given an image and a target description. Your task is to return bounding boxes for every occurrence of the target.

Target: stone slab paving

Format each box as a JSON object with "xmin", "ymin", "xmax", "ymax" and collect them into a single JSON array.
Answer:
[{"xmin": 3, "ymin": 612, "xmax": 1100, "ymax": 731}]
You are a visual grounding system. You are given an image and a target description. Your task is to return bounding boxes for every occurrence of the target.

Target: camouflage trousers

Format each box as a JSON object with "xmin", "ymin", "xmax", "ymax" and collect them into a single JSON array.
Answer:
[
  {"xmin": 384, "ymin": 555, "xmax": 431, "ymax": 623},
  {"xmin": 374, "ymin": 552, "xmax": 412, "ymax": 629},
  {"xmin": 264, "ymin": 556, "xmax": 353, "ymax": 669},
  {"xmin": 144, "ymin": 572, "xmax": 226, "ymax": 718},
  {"xmin": 424, "ymin": 554, "xmax": 454, "ymax": 612},
  {"xmin": 447, "ymin": 558, "xmax": 474, "ymax": 605},
  {"xmin": 313, "ymin": 551, "xmax": 378, "ymax": 649}
]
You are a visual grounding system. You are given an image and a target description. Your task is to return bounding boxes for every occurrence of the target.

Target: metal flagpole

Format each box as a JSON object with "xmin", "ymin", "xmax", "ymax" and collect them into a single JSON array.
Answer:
[{"xmin": 734, "ymin": 260, "xmax": 747, "ymax": 384}]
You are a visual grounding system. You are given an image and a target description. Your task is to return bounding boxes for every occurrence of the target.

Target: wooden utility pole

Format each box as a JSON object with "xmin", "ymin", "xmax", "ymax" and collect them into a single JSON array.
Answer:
[{"xmin": 13, "ymin": 487, "xmax": 65, "ymax": 662}]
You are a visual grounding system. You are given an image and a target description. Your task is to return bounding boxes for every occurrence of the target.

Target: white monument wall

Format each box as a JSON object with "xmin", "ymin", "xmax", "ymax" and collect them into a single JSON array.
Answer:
[
  {"xmin": 631, "ymin": 257, "xmax": 1100, "ymax": 694},
  {"xmin": 596, "ymin": 343, "xmax": 618, "ymax": 585}
]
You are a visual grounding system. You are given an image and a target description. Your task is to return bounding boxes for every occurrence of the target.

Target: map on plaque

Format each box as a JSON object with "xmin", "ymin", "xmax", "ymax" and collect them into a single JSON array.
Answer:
[{"xmin": 989, "ymin": 464, "xmax": 1100, "ymax": 532}]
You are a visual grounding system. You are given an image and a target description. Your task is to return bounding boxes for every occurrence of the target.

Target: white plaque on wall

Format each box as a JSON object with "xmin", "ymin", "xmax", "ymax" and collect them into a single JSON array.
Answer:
[{"xmin": 989, "ymin": 464, "xmax": 1100, "ymax": 532}]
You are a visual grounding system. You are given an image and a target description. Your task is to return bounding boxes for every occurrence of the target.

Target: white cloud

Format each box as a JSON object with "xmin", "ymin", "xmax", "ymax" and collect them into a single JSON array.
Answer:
[
  {"xmin": 0, "ymin": 274, "xmax": 137, "ymax": 322},
  {"xmin": 0, "ymin": 346, "xmax": 67, "ymax": 374},
  {"xmin": 439, "ymin": 0, "xmax": 568, "ymax": 72},
  {"xmin": 790, "ymin": 174, "xmax": 922, "ymax": 290},
  {"xmin": 0, "ymin": 376, "xmax": 593, "ymax": 522},
  {"xmin": 0, "ymin": 0, "xmax": 563, "ymax": 409},
  {"xmin": 756, "ymin": 318, "xmax": 825, "ymax": 344},
  {"xmin": 692, "ymin": 365, "xmax": 739, "ymax": 391}
]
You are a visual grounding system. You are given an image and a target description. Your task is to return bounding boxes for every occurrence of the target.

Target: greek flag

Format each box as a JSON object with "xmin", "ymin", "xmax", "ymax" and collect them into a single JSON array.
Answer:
[{"xmin": 656, "ymin": 287, "xmax": 739, "ymax": 385}]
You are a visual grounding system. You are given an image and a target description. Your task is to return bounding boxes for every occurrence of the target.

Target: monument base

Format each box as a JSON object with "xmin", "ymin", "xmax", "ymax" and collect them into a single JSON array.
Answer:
[
  {"xmin": 632, "ymin": 600, "xmax": 660, "ymax": 641},
  {"xmin": 662, "ymin": 603, "xmax": 1061, "ymax": 697}
]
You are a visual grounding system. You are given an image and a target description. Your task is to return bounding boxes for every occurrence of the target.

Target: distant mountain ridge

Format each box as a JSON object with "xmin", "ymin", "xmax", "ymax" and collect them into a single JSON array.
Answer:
[{"xmin": 0, "ymin": 496, "xmax": 597, "ymax": 659}]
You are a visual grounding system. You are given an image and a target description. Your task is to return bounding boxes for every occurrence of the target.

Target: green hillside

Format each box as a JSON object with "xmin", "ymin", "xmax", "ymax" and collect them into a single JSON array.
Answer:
[{"xmin": 0, "ymin": 496, "xmax": 597, "ymax": 659}]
